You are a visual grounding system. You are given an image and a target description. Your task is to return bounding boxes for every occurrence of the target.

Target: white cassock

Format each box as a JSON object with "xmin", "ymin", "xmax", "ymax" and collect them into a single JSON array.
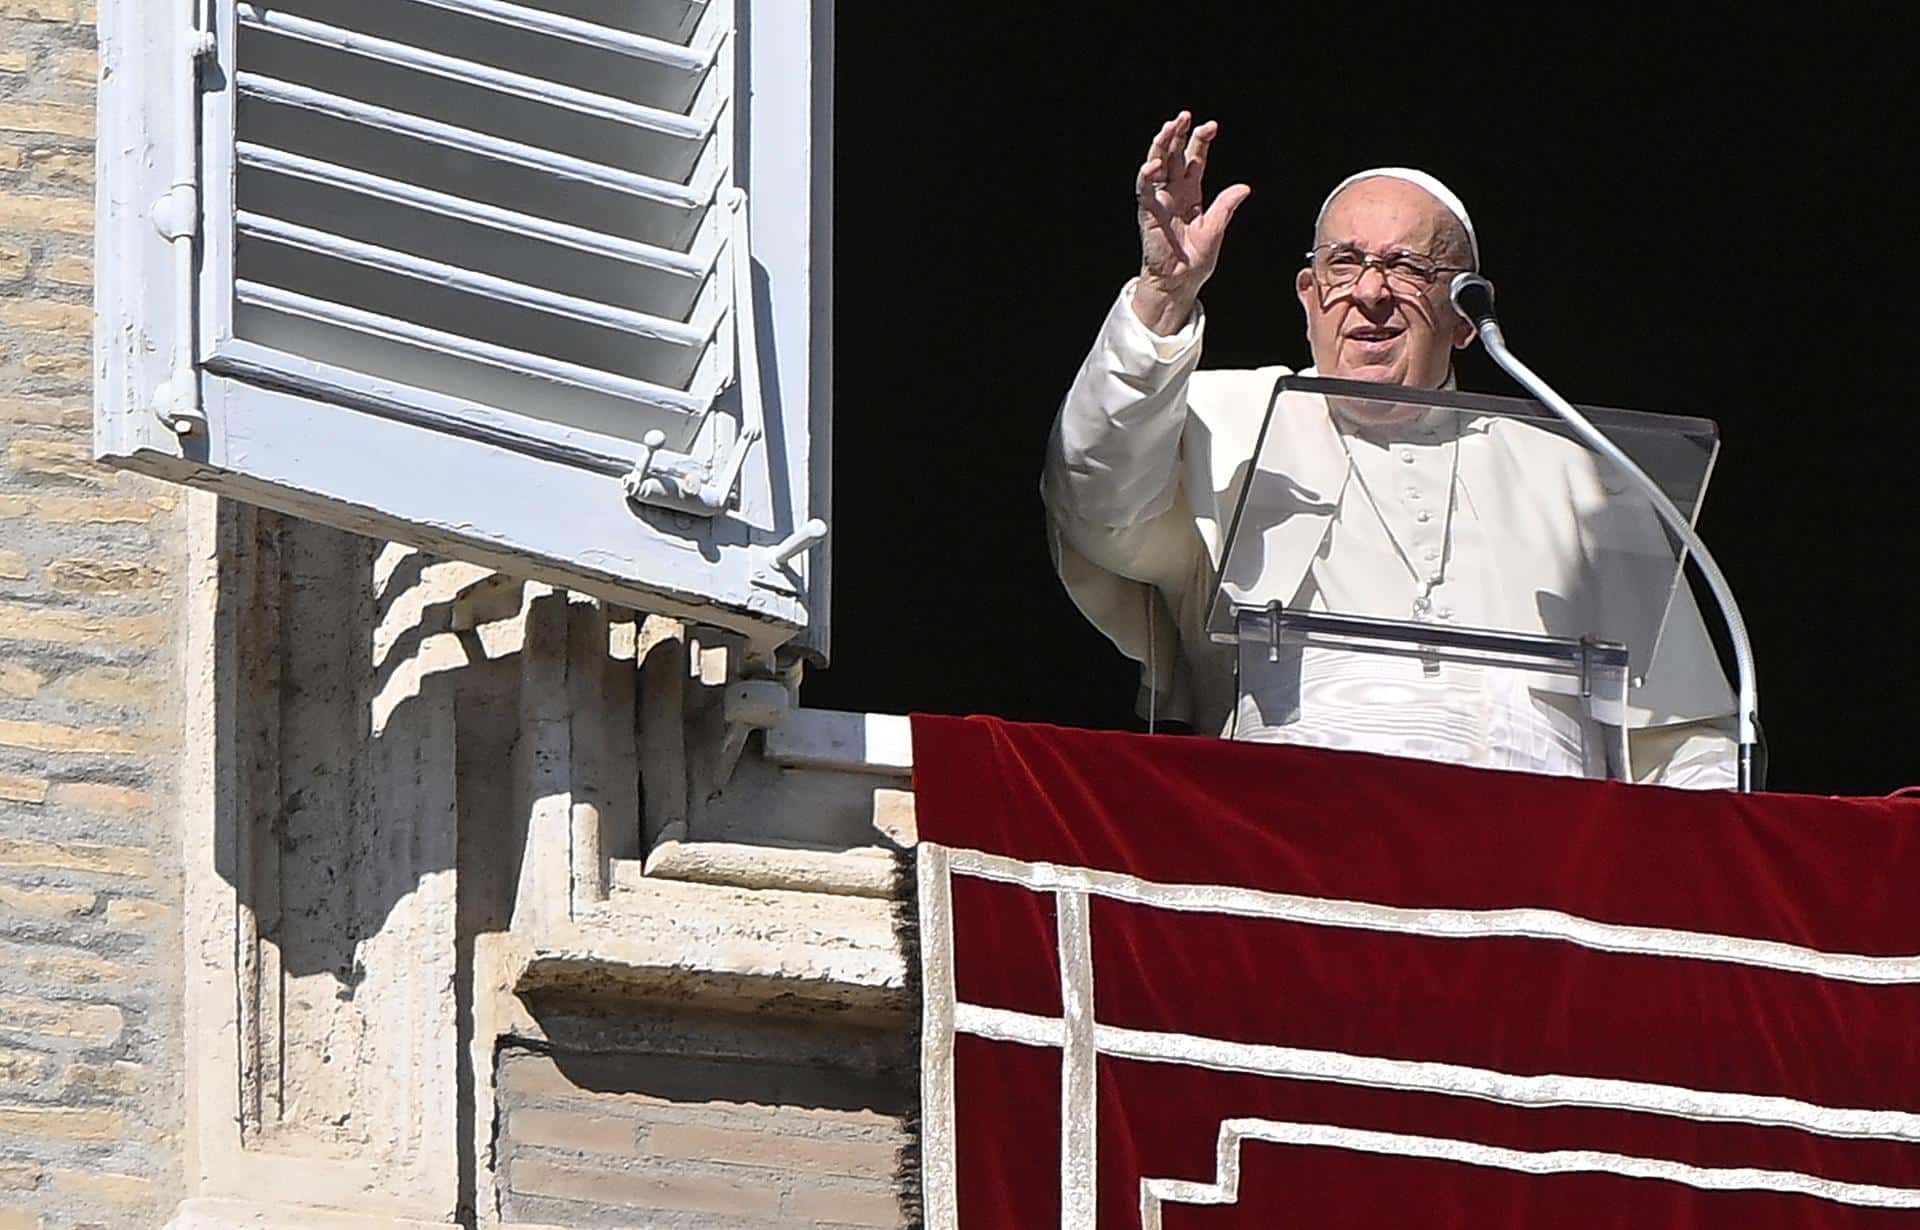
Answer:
[{"xmin": 1042, "ymin": 282, "xmax": 1737, "ymax": 788}]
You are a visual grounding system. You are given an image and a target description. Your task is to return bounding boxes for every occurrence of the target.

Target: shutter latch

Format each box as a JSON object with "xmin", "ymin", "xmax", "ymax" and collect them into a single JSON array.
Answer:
[
  {"xmin": 621, "ymin": 425, "xmax": 762, "ymax": 516},
  {"xmin": 750, "ymin": 518, "xmax": 829, "ymax": 595}
]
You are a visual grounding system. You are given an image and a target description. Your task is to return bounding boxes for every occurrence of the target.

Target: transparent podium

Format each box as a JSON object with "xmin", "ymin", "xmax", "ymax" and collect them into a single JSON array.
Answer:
[{"xmin": 1206, "ymin": 376, "xmax": 1719, "ymax": 782}]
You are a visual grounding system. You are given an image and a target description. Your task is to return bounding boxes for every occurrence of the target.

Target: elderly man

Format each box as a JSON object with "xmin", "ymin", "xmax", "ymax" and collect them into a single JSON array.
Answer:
[{"xmin": 1043, "ymin": 112, "xmax": 1735, "ymax": 787}]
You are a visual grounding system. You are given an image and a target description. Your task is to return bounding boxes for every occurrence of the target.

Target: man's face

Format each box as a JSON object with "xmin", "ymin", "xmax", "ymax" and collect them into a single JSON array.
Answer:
[{"xmin": 1294, "ymin": 178, "xmax": 1475, "ymax": 389}]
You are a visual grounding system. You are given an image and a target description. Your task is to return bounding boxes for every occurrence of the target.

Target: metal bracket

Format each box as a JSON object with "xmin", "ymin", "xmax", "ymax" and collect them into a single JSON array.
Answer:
[
  {"xmin": 621, "ymin": 425, "xmax": 762, "ymax": 516},
  {"xmin": 716, "ymin": 677, "xmax": 792, "ymax": 783}
]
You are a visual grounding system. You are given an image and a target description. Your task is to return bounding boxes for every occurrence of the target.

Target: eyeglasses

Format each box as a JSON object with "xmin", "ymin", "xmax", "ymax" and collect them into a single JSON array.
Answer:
[{"xmin": 1305, "ymin": 243, "xmax": 1471, "ymax": 294}]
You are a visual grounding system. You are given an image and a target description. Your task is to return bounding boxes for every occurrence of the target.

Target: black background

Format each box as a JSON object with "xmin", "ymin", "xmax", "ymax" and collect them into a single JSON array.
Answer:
[{"xmin": 804, "ymin": 8, "xmax": 1916, "ymax": 796}]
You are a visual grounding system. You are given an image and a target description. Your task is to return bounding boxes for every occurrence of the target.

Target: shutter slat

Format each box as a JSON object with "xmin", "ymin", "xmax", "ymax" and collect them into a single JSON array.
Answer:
[
  {"xmin": 236, "ymin": 73, "xmax": 709, "ymax": 209},
  {"xmin": 237, "ymin": 212, "xmax": 717, "ymax": 348},
  {"xmin": 234, "ymin": 4, "xmax": 712, "ymax": 140},
  {"xmin": 236, "ymin": 143, "xmax": 713, "ymax": 280},
  {"xmin": 235, "ymin": 281, "xmax": 708, "ymax": 415},
  {"xmin": 401, "ymin": 0, "xmax": 714, "ymax": 71}
]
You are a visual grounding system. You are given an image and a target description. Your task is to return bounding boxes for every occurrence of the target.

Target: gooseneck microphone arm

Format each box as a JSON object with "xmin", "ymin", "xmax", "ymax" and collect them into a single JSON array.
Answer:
[{"xmin": 1449, "ymin": 273, "xmax": 1760, "ymax": 792}]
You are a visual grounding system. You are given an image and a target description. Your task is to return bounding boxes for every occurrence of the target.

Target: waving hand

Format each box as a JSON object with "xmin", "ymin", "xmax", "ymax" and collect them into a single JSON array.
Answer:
[{"xmin": 1132, "ymin": 112, "xmax": 1252, "ymax": 335}]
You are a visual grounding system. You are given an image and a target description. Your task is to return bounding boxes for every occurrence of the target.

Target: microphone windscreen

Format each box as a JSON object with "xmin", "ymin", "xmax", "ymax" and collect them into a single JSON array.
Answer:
[{"xmin": 1450, "ymin": 272, "xmax": 1497, "ymax": 326}]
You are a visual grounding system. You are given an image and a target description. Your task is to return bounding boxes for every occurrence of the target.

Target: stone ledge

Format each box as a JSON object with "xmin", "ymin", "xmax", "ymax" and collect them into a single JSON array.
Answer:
[
  {"xmin": 763, "ymin": 708, "xmax": 912, "ymax": 777},
  {"xmin": 513, "ymin": 876, "xmax": 910, "ymax": 1024},
  {"xmin": 164, "ymin": 1197, "xmax": 457, "ymax": 1230},
  {"xmin": 630, "ymin": 839, "xmax": 902, "ymax": 899}
]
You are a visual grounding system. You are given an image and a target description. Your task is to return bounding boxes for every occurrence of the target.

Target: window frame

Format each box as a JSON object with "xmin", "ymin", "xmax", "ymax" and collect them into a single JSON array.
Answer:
[{"xmin": 94, "ymin": 0, "xmax": 833, "ymax": 662}]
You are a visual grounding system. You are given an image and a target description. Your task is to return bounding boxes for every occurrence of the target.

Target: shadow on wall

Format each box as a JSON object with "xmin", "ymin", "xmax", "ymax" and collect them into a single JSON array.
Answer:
[{"xmin": 208, "ymin": 504, "xmax": 637, "ymax": 1215}]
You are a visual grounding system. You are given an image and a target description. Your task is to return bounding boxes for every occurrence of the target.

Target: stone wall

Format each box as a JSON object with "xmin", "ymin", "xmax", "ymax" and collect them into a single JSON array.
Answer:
[
  {"xmin": 1, "ymin": 2, "xmax": 186, "ymax": 1227},
  {"xmin": 494, "ymin": 1000, "xmax": 912, "ymax": 1229},
  {"xmin": 3, "ymin": 7, "xmax": 919, "ymax": 1226}
]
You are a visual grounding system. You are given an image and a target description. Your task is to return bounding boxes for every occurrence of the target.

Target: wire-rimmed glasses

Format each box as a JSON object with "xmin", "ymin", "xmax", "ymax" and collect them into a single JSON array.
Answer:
[{"xmin": 1305, "ymin": 243, "xmax": 1471, "ymax": 296}]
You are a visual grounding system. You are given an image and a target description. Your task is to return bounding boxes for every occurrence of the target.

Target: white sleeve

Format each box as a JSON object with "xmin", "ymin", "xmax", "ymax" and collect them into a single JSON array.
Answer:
[
  {"xmin": 1040, "ymin": 281, "xmax": 1211, "ymax": 721},
  {"xmin": 1042, "ymin": 279, "xmax": 1204, "ymax": 534}
]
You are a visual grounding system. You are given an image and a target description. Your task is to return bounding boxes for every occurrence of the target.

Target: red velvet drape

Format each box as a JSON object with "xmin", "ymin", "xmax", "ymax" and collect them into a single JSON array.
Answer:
[{"xmin": 914, "ymin": 715, "xmax": 1920, "ymax": 1228}]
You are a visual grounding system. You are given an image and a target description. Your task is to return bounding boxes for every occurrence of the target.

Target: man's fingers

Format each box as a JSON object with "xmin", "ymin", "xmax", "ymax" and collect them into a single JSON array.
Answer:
[
  {"xmin": 1160, "ymin": 111, "xmax": 1192, "ymax": 183},
  {"xmin": 1135, "ymin": 157, "xmax": 1165, "ymax": 198},
  {"xmin": 1182, "ymin": 119, "xmax": 1219, "ymax": 180},
  {"xmin": 1146, "ymin": 114, "xmax": 1181, "ymax": 166}
]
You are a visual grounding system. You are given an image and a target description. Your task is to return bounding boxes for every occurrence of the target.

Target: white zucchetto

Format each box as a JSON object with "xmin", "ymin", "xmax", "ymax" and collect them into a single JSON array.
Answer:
[{"xmin": 1315, "ymin": 167, "xmax": 1480, "ymax": 270}]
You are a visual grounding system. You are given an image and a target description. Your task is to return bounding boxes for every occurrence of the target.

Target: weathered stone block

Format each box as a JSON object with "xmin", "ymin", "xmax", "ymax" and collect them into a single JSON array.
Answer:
[
  {"xmin": 0, "ymin": 882, "xmax": 95, "ymax": 919},
  {"xmin": 0, "ymin": 1103, "xmax": 124, "ymax": 1141},
  {"xmin": 101, "ymin": 896, "xmax": 167, "ymax": 929},
  {"xmin": 0, "ymin": 0, "xmax": 94, "ymax": 20},
  {"xmin": 61, "ymin": 1059, "xmax": 141, "ymax": 1097},
  {"xmin": 510, "ymin": 1159, "xmax": 783, "ymax": 1218},
  {"xmin": 0, "ymin": 994, "xmax": 124, "ymax": 1044},
  {"xmin": 0, "ymin": 837, "xmax": 154, "ymax": 878},
  {"xmin": 0, "ymin": 298, "xmax": 89, "ymax": 336},
  {"xmin": 47, "ymin": 1168, "xmax": 152, "ymax": 1204},
  {"xmin": 4, "ymin": 494, "xmax": 174, "ymax": 523},
  {"xmin": 46, "ymin": 782, "xmax": 149, "ymax": 814},
  {"xmin": 0, "ymin": 717, "xmax": 146, "ymax": 756},
  {"xmin": 20, "ymin": 950, "xmax": 127, "ymax": 989},
  {"xmin": 0, "ymin": 397, "xmax": 87, "ymax": 429},
  {"xmin": 0, "ymin": 1161, "xmax": 39, "ymax": 1190},
  {"xmin": 9, "ymin": 440, "xmax": 104, "ymax": 482},
  {"xmin": 784, "ymin": 1180, "xmax": 908, "ymax": 1227},
  {"xmin": 508, "ymin": 1107, "xmax": 637, "ymax": 1155},
  {"xmin": 44, "ymin": 255, "xmax": 89, "ymax": 286},
  {"xmin": 646, "ymin": 1122, "xmax": 900, "ymax": 1179},
  {"xmin": 49, "ymin": 49, "xmax": 93, "ymax": 84},
  {"xmin": 0, "ymin": 103, "xmax": 92, "ymax": 140},
  {"xmin": 0, "ymin": 1050, "xmax": 52, "ymax": 1086},
  {"xmin": 21, "ymin": 352, "xmax": 88, "ymax": 382},
  {"xmin": 0, "ymin": 196, "xmax": 92, "ymax": 238},
  {"xmin": 46, "ymin": 560, "xmax": 165, "ymax": 596},
  {"xmin": 0, "ymin": 603, "xmax": 167, "ymax": 646},
  {"xmin": 0, "ymin": 773, "xmax": 48, "ymax": 802}
]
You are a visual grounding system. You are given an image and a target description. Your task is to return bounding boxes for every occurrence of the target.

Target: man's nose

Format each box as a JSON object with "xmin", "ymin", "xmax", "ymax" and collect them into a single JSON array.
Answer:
[{"xmin": 1351, "ymin": 264, "xmax": 1396, "ymax": 311}]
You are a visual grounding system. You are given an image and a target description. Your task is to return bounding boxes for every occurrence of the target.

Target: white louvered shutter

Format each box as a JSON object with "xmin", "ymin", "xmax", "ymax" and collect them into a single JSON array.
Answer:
[{"xmin": 94, "ymin": 0, "xmax": 833, "ymax": 659}]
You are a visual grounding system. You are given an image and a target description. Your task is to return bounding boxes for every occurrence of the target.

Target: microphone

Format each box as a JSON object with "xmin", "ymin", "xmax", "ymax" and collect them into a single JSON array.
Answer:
[
  {"xmin": 1449, "ymin": 271, "xmax": 1498, "ymax": 329},
  {"xmin": 1454, "ymin": 270, "xmax": 1762, "ymax": 791}
]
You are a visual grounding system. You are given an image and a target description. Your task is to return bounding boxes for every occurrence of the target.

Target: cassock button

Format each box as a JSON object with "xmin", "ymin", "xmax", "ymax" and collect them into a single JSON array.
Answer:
[{"xmin": 1416, "ymin": 510, "xmax": 1433, "ymax": 523}]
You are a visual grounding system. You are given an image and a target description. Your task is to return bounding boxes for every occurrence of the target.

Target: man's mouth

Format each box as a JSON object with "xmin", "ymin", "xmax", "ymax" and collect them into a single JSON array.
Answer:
[{"xmin": 1345, "ymin": 325, "xmax": 1405, "ymax": 343}]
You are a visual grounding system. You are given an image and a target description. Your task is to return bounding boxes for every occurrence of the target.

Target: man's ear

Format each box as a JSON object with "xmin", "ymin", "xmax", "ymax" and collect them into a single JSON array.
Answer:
[
  {"xmin": 1295, "ymin": 266, "xmax": 1316, "ymax": 313},
  {"xmin": 1451, "ymin": 307, "xmax": 1476, "ymax": 351}
]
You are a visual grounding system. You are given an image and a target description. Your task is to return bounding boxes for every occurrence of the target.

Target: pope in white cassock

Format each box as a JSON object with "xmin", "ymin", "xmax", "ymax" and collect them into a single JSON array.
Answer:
[{"xmin": 1042, "ymin": 112, "xmax": 1737, "ymax": 788}]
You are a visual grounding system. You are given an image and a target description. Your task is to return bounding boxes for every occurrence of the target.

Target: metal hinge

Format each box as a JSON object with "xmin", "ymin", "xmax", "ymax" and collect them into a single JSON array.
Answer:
[{"xmin": 152, "ymin": 0, "xmax": 217, "ymax": 436}]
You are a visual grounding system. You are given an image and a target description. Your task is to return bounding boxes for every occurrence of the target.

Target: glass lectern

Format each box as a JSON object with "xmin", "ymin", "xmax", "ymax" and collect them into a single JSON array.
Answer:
[{"xmin": 1206, "ymin": 376, "xmax": 1719, "ymax": 781}]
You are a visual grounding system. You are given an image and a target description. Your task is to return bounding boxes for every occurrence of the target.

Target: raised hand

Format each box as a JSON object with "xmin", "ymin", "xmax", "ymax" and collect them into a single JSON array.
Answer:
[{"xmin": 1132, "ymin": 112, "xmax": 1252, "ymax": 336}]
